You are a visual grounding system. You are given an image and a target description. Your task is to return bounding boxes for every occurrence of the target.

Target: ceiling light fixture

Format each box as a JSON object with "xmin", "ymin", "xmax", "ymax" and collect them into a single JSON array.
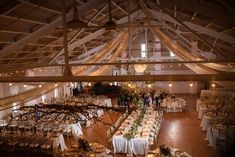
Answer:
[{"xmin": 134, "ymin": 64, "xmax": 148, "ymax": 73}]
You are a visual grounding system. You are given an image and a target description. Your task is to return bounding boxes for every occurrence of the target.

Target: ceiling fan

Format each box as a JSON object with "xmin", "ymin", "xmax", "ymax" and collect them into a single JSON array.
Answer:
[
  {"xmin": 65, "ymin": 0, "xmax": 117, "ymax": 30},
  {"xmin": 60, "ymin": 0, "xmax": 158, "ymax": 31},
  {"xmin": 66, "ymin": 0, "xmax": 88, "ymax": 29}
]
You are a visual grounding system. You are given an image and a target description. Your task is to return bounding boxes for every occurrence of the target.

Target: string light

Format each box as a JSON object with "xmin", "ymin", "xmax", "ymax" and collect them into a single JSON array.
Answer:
[
  {"xmin": 38, "ymin": 84, "xmax": 42, "ymax": 88},
  {"xmin": 54, "ymin": 83, "xmax": 58, "ymax": 87},
  {"xmin": 9, "ymin": 83, "xmax": 12, "ymax": 87},
  {"xmin": 110, "ymin": 83, "xmax": 113, "ymax": 86},
  {"xmin": 212, "ymin": 83, "xmax": 215, "ymax": 88},
  {"xmin": 148, "ymin": 84, "xmax": 151, "ymax": 88},
  {"xmin": 23, "ymin": 84, "xmax": 27, "ymax": 88},
  {"xmin": 128, "ymin": 83, "xmax": 131, "ymax": 87}
]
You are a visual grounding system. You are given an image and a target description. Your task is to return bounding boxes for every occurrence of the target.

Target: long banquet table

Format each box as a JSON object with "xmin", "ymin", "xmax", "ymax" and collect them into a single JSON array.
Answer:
[{"xmin": 112, "ymin": 108, "xmax": 162, "ymax": 156}]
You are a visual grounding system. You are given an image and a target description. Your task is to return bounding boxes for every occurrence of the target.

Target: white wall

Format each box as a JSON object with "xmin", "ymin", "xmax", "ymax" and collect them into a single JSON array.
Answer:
[{"xmin": 155, "ymin": 81, "xmax": 199, "ymax": 94}]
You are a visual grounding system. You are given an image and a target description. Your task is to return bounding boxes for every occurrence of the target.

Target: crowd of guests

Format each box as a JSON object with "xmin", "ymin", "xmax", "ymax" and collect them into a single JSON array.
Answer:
[
  {"xmin": 141, "ymin": 90, "xmax": 167, "ymax": 109},
  {"xmin": 117, "ymin": 86, "xmax": 168, "ymax": 112}
]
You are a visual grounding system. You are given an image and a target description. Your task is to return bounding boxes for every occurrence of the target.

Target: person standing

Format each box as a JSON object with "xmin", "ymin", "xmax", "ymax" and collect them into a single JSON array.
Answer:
[{"xmin": 154, "ymin": 91, "xmax": 159, "ymax": 110}]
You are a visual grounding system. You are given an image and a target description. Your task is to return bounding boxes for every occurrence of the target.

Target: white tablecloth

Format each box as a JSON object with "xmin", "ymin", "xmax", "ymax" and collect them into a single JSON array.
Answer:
[
  {"xmin": 206, "ymin": 125, "xmax": 226, "ymax": 148},
  {"xmin": 104, "ymin": 98, "xmax": 112, "ymax": 107},
  {"xmin": 161, "ymin": 98, "xmax": 186, "ymax": 112},
  {"xmin": 53, "ymin": 134, "xmax": 68, "ymax": 153},
  {"xmin": 196, "ymin": 99, "xmax": 201, "ymax": 111},
  {"xmin": 70, "ymin": 122, "xmax": 83, "ymax": 137},
  {"xmin": 130, "ymin": 137, "xmax": 149, "ymax": 156},
  {"xmin": 112, "ymin": 109, "xmax": 162, "ymax": 156},
  {"xmin": 200, "ymin": 115, "xmax": 212, "ymax": 131},
  {"xmin": 112, "ymin": 135, "xmax": 128, "ymax": 154},
  {"xmin": 198, "ymin": 106, "xmax": 207, "ymax": 119}
]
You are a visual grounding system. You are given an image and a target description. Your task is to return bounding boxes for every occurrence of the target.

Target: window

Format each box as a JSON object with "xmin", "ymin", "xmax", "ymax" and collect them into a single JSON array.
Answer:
[{"xmin": 140, "ymin": 44, "xmax": 146, "ymax": 58}]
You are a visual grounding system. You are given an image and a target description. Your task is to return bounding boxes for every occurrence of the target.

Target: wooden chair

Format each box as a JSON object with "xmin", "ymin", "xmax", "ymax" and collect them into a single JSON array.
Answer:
[
  {"xmin": 40, "ymin": 137, "xmax": 53, "ymax": 157},
  {"xmin": 29, "ymin": 135, "xmax": 40, "ymax": 153},
  {"xmin": 7, "ymin": 135, "xmax": 19, "ymax": 152}
]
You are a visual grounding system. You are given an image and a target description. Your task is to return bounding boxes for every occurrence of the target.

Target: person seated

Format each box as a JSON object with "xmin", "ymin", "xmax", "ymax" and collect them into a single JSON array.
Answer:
[{"xmin": 77, "ymin": 135, "xmax": 91, "ymax": 153}]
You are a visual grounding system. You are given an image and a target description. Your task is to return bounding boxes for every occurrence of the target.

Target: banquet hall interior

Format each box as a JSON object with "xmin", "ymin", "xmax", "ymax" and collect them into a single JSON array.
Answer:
[{"xmin": 0, "ymin": 0, "xmax": 235, "ymax": 157}]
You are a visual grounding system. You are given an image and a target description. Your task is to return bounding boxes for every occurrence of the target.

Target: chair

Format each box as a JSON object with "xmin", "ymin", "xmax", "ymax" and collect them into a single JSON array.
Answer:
[
  {"xmin": 41, "ymin": 137, "xmax": 53, "ymax": 156},
  {"xmin": 216, "ymin": 127, "xmax": 226, "ymax": 152},
  {"xmin": 0, "ymin": 134, "xmax": 6, "ymax": 151},
  {"xmin": 7, "ymin": 134, "xmax": 19, "ymax": 152},
  {"xmin": 18, "ymin": 135, "xmax": 29, "ymax": 152},
  {"xmin": 29, "ymin": 135, "xmax": 40, "ymax": 153}
]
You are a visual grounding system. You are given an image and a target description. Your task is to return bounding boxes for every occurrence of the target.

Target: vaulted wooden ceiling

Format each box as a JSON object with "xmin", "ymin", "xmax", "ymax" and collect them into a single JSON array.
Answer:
[{"xmin": 0, "ymin": 0, "xmax": 234, "ymax": 74}]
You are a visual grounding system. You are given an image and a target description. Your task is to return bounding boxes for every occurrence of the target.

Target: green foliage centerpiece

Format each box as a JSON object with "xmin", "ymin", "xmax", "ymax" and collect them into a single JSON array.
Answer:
[{"xmin": 124, "ymin": 108, "xmax": 146, "ymax": 140}]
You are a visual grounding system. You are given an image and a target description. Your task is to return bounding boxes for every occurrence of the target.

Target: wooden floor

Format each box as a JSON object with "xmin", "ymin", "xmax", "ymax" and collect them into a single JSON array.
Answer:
[
  {"xmin": 158, "ymin": 94, "xmax": 217, "ymax": 157},
  {"xmin": 1, "ymin": 94, "xmax": 218, "ymax": 157},
  {"xmin": 83, "ymin": 94, "xmax": 217, "ymax": 157}
]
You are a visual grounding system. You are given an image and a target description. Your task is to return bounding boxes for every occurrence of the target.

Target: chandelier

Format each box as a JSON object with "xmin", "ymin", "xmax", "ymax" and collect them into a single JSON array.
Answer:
[{"xmin": 134, "ymin": 64, "xmax": 148, "ymax": 73}]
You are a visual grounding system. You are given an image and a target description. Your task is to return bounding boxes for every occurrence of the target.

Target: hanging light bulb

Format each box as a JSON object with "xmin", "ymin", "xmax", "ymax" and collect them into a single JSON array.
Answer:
[
  {"xmin": 212, "ymin": 83, "xmax": 215, "ymax": 88},
  {"xmin": 169, "ymin": 82, "xmax": 172, "ymax": 87},
  {"xmin": 189, "ymin": 82, "xmax": 193, "ymax": 87},
  {"xmin": 148, "ymin": 84, "xmax": 151, "ymax": 88},
  {"xmin": 9, "ymin": 83, "xmax": 12, "ymax": 87},
  {"xmin": 38, "ymin": 84, "xmax": 42, "ymax": 88},
  {"xmin": 54, "ymin": 83, "xmax": 58, "ymax": 87},
  {"xmin": 88, "ymin": 82, "xmax": 91, "ymax": 86},
  {"xmin": 70, "ymin": 83, "xmax": 74, "ymax": 87},
  {"xmin": 23, "ymin": 84, "xmax": 27, "ymax": 88}
]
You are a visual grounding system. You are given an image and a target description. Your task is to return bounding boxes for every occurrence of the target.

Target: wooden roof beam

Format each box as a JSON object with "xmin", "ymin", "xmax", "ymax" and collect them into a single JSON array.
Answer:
[{"xmin": 0, "ymin": 74, "xmax": 235, "ymax": 82}]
